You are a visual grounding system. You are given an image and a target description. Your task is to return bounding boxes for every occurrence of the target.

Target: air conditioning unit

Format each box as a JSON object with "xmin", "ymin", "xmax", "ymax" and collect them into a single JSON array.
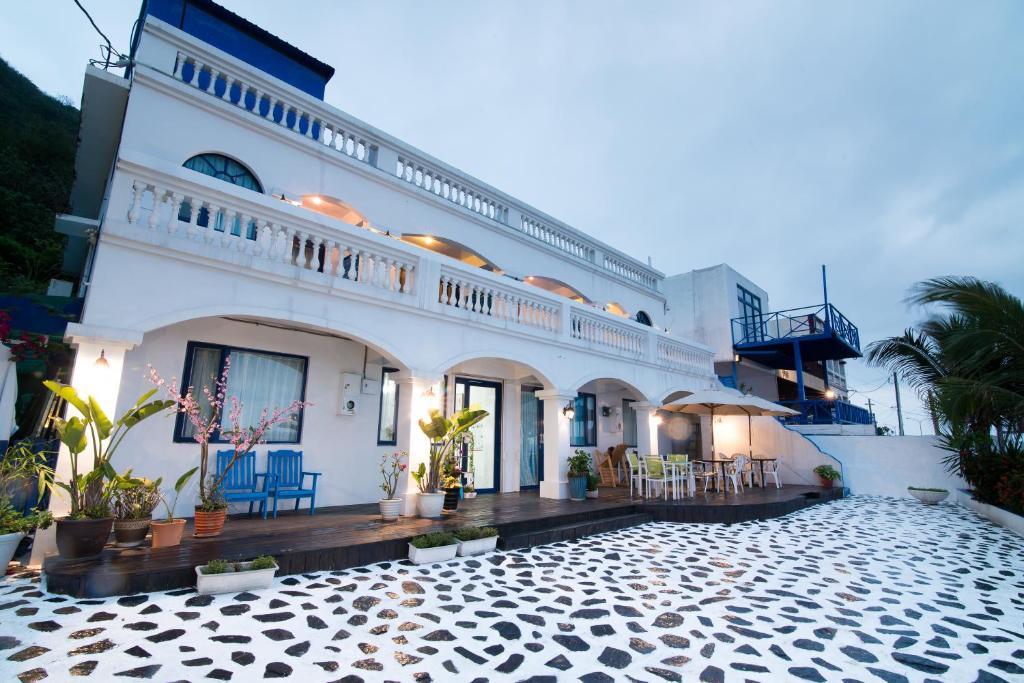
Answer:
[{"xmin": 338, "ymin": 372, "xmax": 362, "ymax": 415}]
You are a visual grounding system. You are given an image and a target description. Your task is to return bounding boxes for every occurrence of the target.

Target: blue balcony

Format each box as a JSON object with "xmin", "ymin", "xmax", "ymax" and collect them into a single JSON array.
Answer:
[
  {"xmin": 780, "ymin": 399, "xmax": 873, "ymax": 426},
  {"xmin": 731, "ymin": 303, "xmax": 861, "ymax": 369}
]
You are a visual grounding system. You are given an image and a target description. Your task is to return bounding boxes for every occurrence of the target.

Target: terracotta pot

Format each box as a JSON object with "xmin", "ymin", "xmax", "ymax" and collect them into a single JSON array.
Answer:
[
  {"xmin": 55, "ymin": 517, "xmax": 113, "ymax": 559},
  {"xmin": 194, "ymin": 508, "xmax": 227, "ymax": 538},
  {"xmin": 114, "ymin": 517, "xmax": 152, "ymax": 547},
  {"xmin": 151, "ymin": 519, "xmax": 186, "ymax": 548},
  {"xmin": 818, "ymin": 477, "xmax": 835, "ymax": 488}
]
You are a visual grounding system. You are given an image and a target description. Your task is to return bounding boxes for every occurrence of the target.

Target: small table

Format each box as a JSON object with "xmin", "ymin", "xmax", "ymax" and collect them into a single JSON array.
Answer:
[
  {"xmin": 749, "ymin": 456, "xmax": 778, "ymax": 487},
  {"xmin": 701, "ymin": 459, "xmax": 733, "ymax": 493}
]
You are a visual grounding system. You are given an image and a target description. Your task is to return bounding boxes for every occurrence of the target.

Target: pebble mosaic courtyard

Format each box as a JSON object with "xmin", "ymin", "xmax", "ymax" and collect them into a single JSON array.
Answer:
[{"xmin": 1, "ymin": 495, "xmax": 1022, "ymax": 682}]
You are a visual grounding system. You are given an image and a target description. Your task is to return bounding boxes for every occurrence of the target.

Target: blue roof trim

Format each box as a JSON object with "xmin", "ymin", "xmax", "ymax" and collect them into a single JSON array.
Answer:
[{"xmin": 144, "ymin": 0, "xmax": 335, "ymax": 99}]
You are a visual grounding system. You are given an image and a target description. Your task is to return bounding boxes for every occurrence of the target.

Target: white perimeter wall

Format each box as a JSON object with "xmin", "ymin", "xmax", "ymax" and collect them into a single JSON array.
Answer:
[{"xmin": 807, "ymin": 435, "xmax": 966, "ymax": 498}]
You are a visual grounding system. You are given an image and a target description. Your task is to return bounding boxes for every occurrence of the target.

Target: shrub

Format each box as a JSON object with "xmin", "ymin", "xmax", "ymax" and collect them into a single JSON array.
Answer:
[
  {"xmin": 250, "ymin": 555, "xmax": 277, "ymax": 570},
  {"xmin": 586, "ymin": 473, "xmax": 599, "ymax": 491},
  {"xmin": 567, "ymin": 450, "xmax": 592, "ymax": 476},
  {"xmin": 410, "ymin": 532, "xmax": 456, "ymax": 549},
  {"xmin": 202, "ymin": 559, "xmax": 230, "ymax": 575},
  {"xmin": 454, "ymin": 526, "xmax": 498, "ymax": 541},
  {"xmin": 813, "ymin": 465, "xmax": 841, "ymax": 481},
  {"xmin": 0, "ymin": 501, "xmax": 53, "ymax": 535}
]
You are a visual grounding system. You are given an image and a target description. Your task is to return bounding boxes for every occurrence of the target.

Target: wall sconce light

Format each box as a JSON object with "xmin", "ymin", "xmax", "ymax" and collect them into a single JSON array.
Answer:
[
  {"xmin": 562, "ymin": 402, "xmax": 575, "ymax": 420},
  {"xmin": 652, "ymin": 414, "xmax": 663, "ymax": 426},
  {"xmin": 824, "ymin": 389, "xmax": 836, "ymax": 400},
  {"xmin": 95, "ymin": 349, "xmax": 110, "ymax": 369}
]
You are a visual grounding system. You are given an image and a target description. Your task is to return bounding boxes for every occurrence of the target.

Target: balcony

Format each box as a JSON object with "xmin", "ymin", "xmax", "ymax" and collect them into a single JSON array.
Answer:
[
  {"xmin": 135, "ymin": 17, "xmax": 663, "ymax": 294},
  {"xmin": 731, "ymin": 303, "xmax": 861, "ymax": 368},
  {"xmin": 105, "ymin": 155, "xmax": 712, "ymax": 377},
  {"xmin": 779, "ymin": 399, "xmax": 874, "ymax": 426}
]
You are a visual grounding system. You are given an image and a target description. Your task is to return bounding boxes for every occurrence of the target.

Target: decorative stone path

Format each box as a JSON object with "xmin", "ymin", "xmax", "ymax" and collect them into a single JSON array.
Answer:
[{"xmin": 1, "ymin": 496, "xmax": 1022, "ymax": 682}]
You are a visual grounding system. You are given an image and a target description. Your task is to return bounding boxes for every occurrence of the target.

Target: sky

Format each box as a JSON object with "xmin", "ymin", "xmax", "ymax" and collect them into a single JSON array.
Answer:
[{"xmin": 3, "ymin": 0, "xmax": 1023, "ymax": 434}]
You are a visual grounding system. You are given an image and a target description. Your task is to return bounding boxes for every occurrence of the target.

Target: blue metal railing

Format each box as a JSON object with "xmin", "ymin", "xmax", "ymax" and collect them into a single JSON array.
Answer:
[
  {"xmin": 779, "ymin": 399, "xmax": 873, "ymax": 425},
  {"xmin": 731, "ymin": 303, "xmax": 860, "ymax": 352}
]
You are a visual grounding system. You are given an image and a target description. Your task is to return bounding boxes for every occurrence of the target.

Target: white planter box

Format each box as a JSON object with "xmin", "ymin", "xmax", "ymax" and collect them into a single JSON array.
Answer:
[
  {"xmin": 195, "ymin": 561, "xmax": 278, "ymax": 595},
  {"xmin": 0, "ymin": 531, "xmax": 25, "ymax": 568},
  {"xmin": 586, "ymin": 489, "xmax": 599, "ymax": 499},
  {"xmin": 456, "ymin": 536, "xmax": 498, "ymax": 557},
  {"xmin": 408, "ymin": 542, "xmax": 458, "ymax": 565}
]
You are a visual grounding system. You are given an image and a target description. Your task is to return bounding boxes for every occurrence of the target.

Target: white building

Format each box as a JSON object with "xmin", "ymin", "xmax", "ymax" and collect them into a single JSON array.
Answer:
[{"xmin": 50, "ymin": 0, "xmax": 719, "ymax": 520}]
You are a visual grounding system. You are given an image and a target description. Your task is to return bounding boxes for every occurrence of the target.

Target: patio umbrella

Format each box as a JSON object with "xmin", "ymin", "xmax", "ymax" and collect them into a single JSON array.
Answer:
[
  {"xmin": 738, "ymin": 396, "xmax": 799, "ymax": 458},
  {"xmin": 661, "ymin": 389, "xmax": 763, "ymax": 459}
]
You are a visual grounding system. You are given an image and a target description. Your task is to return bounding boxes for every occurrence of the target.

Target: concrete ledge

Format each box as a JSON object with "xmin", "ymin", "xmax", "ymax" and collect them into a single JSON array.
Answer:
[{"xmin": 958, "ymin": 490, "xmax": 1024, "ymax": 538}]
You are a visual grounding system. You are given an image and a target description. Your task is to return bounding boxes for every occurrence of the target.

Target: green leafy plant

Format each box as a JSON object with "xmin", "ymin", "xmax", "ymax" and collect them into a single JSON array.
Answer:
[
  {"xmin": 453, "ymin": 526, "xmax": 497, "ymax": 541},
  {"xmin": 158, "ymin": 466, "xmax": 199, "ymax": 523},
  {"xmin": 250, "ymin": 555, "xmax": 277, "ymax": 570},
  {"xmin": 414, "ymin": 408, "xmax": 488, "ymax": 493},
  {"xmin": 409, "ymin": 531, "xmax": 457, "ymax": 549},
  {"xmin": 586, "ymin": 473, "xmax": 599, "ymax": 491},
  {"xmin": 110, "ymin": 471, "xmax": 162, "ymax": 520},
  {"xmin": 0, "ymin": 501, "xmax": 53, "ymax": 535},
  {"xmin": 1, "ymin": 439, "xmax": 54, "ymax": 505},
  {"xmin": 568, "ymin": 450, "xmax": 592, "ymax": 477},
  {"xmin": 813, "ymin": 464, "xmax": 841, "ymax": 481},
  {"xmin": 201, "ymin": 559, "xmax": 230, "ymax": 575},
  {"xmin": 43, "ymin": 381, "xmax": 174, "ymax": 519}
]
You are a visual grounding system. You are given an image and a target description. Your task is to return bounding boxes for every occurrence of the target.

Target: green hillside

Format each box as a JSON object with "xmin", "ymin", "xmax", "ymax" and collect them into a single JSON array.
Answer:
[{"xmin": 0, "ymin": 57, "xmax": 80, "ymax": 293}]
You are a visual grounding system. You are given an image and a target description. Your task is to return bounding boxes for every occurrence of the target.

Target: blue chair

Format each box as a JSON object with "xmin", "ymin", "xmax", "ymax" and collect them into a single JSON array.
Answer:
[
  {"xmin": 266, "ymin": 449, "xmax": 321, "ymax": 516},
  {"xmin": 215, "ymin": 450, "xmax": 275, "ymax": 519}
]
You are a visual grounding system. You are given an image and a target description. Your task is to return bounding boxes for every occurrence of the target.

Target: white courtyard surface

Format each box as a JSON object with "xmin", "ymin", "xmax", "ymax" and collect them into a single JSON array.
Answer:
[{"xmin": 1, "ymin": 496, "xmax": 1022, "ymax": 683}]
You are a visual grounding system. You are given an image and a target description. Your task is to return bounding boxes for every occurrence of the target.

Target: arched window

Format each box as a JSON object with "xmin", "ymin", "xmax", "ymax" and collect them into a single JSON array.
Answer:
[
  {"xmin": 183, "ymin": 153, "xmax": 263, "ymax": 193},
  {"xmin": 179, "ymin": 154, "xmax": 262, "ymax": 238},
  {"xmin": 635, "ymin": 310, "xmax": 653, "ymax": 326}
]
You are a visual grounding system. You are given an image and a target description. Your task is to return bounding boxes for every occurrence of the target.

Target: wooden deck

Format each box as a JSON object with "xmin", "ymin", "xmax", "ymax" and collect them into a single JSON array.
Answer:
[{"xmin": 42, "ymin": 485, "xmax": 842, "ymax": 597}]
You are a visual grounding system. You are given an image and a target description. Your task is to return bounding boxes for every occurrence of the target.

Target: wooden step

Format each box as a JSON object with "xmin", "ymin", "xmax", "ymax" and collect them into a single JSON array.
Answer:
[{"xmin": 498, "ymin": 512, "xmax": 652, "ymax": 550}]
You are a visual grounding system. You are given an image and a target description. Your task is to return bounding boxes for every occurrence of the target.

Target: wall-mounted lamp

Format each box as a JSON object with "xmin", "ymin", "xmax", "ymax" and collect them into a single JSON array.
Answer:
[
  {"xmin": 95, "ymin": 349, "xmax": 110, "ymax": 369},
  {"xmin": 562, "ymin": 401, "xmax": 576, "ymax": 420},
  {"xmin": 824, "ymin": 389, "xmax": 836, "ymax": 400},
  {"xmin": 652, "ymin": 414, "xmax": 664, "ymax": 426}
]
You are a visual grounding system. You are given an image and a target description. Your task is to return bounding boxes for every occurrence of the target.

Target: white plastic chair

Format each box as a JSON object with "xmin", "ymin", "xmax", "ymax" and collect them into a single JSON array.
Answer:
[
  {"xmin": 666, "ymin": 454, "xmax": 690, "ymax": 498},
  {"xmin": 758, "ymin": 456, "xmax": 782, "ymax": 489},
  {"xmin": 625, "ymin": 452, "xmax": 645, "ymax": 498},
  {"xmin": 732, "ymin": 453, "xmax": 756, "ymax": 488},
  {"xmin": 722, "ymin": 455, "xmax": 748, "ymax": 494}
]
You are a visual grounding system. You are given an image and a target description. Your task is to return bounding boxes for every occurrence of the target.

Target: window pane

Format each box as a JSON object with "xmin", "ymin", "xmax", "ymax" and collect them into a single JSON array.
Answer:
[
  {"xmin": 223, "ymin": 350, "xmax": 305, "ymax": 442},
  {"xmin": 378, "ymin": 370, "xmax": 399, "ymax": 444},
  {"xmin": 570, "ymin": 393, "xmax": 597, "ymax": 447},
  {"xmin": 622, "ymin": 399, "xmax": 637, "ymax": 447},
  {"xmin": 180, "ymin": 346, "xmax": 222, "ymax": 440}
]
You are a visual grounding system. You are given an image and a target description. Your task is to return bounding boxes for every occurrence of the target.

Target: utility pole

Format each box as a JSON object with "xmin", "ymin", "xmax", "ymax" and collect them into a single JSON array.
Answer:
[
  {"xmin": 893, "ymin": 372, "xmax": 905, "ymax": 436},
  {"xmin": 867, "ymin": 398, "xmax": 875, "ymax": 425}
]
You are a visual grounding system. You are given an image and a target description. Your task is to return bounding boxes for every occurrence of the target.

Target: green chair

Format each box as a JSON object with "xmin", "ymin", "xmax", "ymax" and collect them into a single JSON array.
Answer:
[{"xmin": 643, "ymin": 455, "xmax": 674, "ymax": 500}]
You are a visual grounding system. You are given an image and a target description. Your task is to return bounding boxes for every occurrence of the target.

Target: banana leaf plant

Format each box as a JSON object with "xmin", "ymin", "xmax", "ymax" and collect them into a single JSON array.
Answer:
[
  {"xmin": 412, "ymin": 407, "xmax": 488, "ymax": 493},
  {"xmin": 43, "ymin": 381, "xmax": 175, "ymax": 519}
]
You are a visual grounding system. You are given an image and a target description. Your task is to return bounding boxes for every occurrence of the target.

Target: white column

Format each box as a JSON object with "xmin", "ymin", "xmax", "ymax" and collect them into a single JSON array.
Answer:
[
  {"xmin": 394, "ymin": 374, "xmax": 443, "ymax": 516},
  {"xmin": 537, "ymin": 390, "xmax": 576, "ymax": 499},
  {"xmin": 633, "ymin": 401, "xmax": 661, "ymax": 456},
  {"xmin": 501, "ymin": 380, "xmax": 521, "ymax": 493},
  {"xmin": 30, "ymin": 325, "xmax": 141, "ymax": 566}
]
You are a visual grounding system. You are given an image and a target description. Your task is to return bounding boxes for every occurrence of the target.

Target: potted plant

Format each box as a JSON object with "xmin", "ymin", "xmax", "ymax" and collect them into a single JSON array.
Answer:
[
  {"xmin": 149, "ymin": 360, "xmax": 307, "ymax": 537},
  {"xmin": 0, "ymin": 503, "xmax": 52, "ymax": 569},
  {"xmin": 567, "ymin": 450, "xmax": 592, "ymax": 501},
  {"xmin": 412, "ymin": 408, "xmax": 488, "ymax": 518},
  {"xmin": 43, "ymin": 381, "xmax": 174, "ymax": 559},
  {"xmin": 0, "ymin": 440, "xmax": 54, "ymax": 567},
  {"xmin": 196, "ymin": 554, "xmax": 278, "ymax": 595},
  {"xmin": 813, "ymin": 464, "xmax": 841, "ymax": 488},
  {"xmin": 586, "ymin": 473, "xmax": 600, "ymax": 499},
  {"xmin": 441, "ymin": 473, "xmax": 462, "ymax": 512},
  {"xmin": 110, "ymin": 471, "xmax": 162, "ymax": 547},
  {"xmin": 907, "ymin": 486, "xmax": 949, "ymax": 504},
  {"xmin": 151, "ymin": 466, "xmax": 198, "ymax": 548},
  {"xmin": 454, "ymin": 526, "xmax": 498, "ymax": 556},
  {"xmin": 378, "ymin": 450, "xmax": 406, "ymax": 522},
  {"xmin": 408, "ymin": 531, "xmax": 458, "ymax": 565},
  {"xmin": 464, "ymin": 485, "xmax": 477, "ymax": 499}
]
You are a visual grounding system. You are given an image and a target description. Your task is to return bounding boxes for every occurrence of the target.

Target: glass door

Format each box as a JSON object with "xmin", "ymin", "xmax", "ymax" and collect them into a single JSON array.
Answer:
[
  {"xmin": 519, "ymin": 386, "xmax": 544, "ymax": 489},
  {"xmin": 454, "ymin": 378, "xmax": 502, "ymax": 493}
]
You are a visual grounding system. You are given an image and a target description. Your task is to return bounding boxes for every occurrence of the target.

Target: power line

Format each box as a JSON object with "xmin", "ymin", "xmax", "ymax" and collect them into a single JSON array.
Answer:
[{"xmin": 72, "ymin": 0, "xmax": 128, "ymax": 70}]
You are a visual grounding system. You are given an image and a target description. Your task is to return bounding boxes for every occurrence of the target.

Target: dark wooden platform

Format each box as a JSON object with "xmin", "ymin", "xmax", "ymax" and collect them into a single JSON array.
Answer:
[{"xmin": 42, "ymin": 485, "xmax": 842, "ymax": 597}]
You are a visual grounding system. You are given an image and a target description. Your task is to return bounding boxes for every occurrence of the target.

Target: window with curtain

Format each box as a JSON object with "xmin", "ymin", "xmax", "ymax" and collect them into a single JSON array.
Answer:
[
  {"xmin": 377, "ymin": 368, "xmax": 399, "ymax": 445},
  {"xmin": 174, "ymin": 342, "xmax": 307, "ymax": 443},
  {"xmin": 622, "ymin": 399, "xmax": 637, "ymax": 446},
  {"xmin": 179, "ymin": 153, "xmax": 263, "ymax": 238},
  {"xmin": 570, "ymin": 393, "xmax": 597, "ymax": 447}
]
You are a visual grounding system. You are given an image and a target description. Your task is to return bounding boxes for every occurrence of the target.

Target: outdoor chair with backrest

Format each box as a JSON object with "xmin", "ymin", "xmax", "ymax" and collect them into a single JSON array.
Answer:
[
  {"xmin": 643, "ymin": 455, "xmax": 675, "ymax": 500},
  {"xmin": 666, "ymin": 454, "xmax": 692, "ymax": 497},
  {"xmin": 266, "ymin": 449, "xmax": 322, "ymax": 517},
  {"xmin": 625, "ymin": 451, "xmax": 645, "ymax": 498},
  {"xmin": 722, "ymin": 455, "xmax": 749, "ymax": 494},
  {"xmin": 215, "ymin": 450, "xmax": 275, "ymax": 519},
  {"xmin": 594, "ymin": 446, "xmax": 618, "ymax": 487},
  {"xmin": 757, "ymin": 455, "xmax": 782, "ymax": 489},
  {"xmin": 731, "ymin": 453, "xmax": 756, "ymax": 488}
]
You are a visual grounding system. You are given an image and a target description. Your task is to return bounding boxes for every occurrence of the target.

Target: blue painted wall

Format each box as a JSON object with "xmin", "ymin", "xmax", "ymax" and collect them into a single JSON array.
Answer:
[{"xmin": 146, "ymin": 0, "xmax": 334, "ymax": 99}]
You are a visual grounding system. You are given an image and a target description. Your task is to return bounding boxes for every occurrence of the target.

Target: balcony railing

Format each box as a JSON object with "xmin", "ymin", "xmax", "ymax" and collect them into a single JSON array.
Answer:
[
  {"xmin": 731, "ymin": 303, "xmax": 860, "ymax": 353},
  {"xmin": 780, "ymin": 399, "xmax": 873, "ymax": 426},
  {"xmin": 145, "ymin": 19, "xmax": 662, "ymax": 293},
  {"xmin": 109, "ymin": 158, "xmax": 712, "ymax": 377}
]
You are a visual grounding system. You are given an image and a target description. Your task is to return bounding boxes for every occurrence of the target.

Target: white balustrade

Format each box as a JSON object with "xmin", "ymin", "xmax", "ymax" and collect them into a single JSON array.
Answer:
[
  {"xmin": 520, "ymin": 214, "xmax": 595, "ymax": 263},
  {"xmin": 603, "ymin": 254, "xmax": 659, "ymax": 291},
  {"xmin": 657, "ymin": 338, "xmax": 714, "ymax": 376},
  {"xmin": 123, "ymin": 176, "xmax": 415, "ymax": 296},
  {"xmin": 395, "ymin": 156, "xmax": 508, "ymax": 224},
  {"xmin": 436, "ymin": 268, "xmax": 558, "ymax": 333},
  {"xmin": 569, "ymin": 309, "xmax": 645, "ymax": 356}
]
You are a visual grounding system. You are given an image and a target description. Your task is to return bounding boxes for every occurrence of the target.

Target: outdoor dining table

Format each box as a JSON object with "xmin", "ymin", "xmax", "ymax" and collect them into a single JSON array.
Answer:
[
  {"xmin": 699, "ymin": 458, "xmax": 733, "ymax": 493},
  {"xmin": 749, "ymin": 456, "xmax": 779, "ymax": 488}
]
